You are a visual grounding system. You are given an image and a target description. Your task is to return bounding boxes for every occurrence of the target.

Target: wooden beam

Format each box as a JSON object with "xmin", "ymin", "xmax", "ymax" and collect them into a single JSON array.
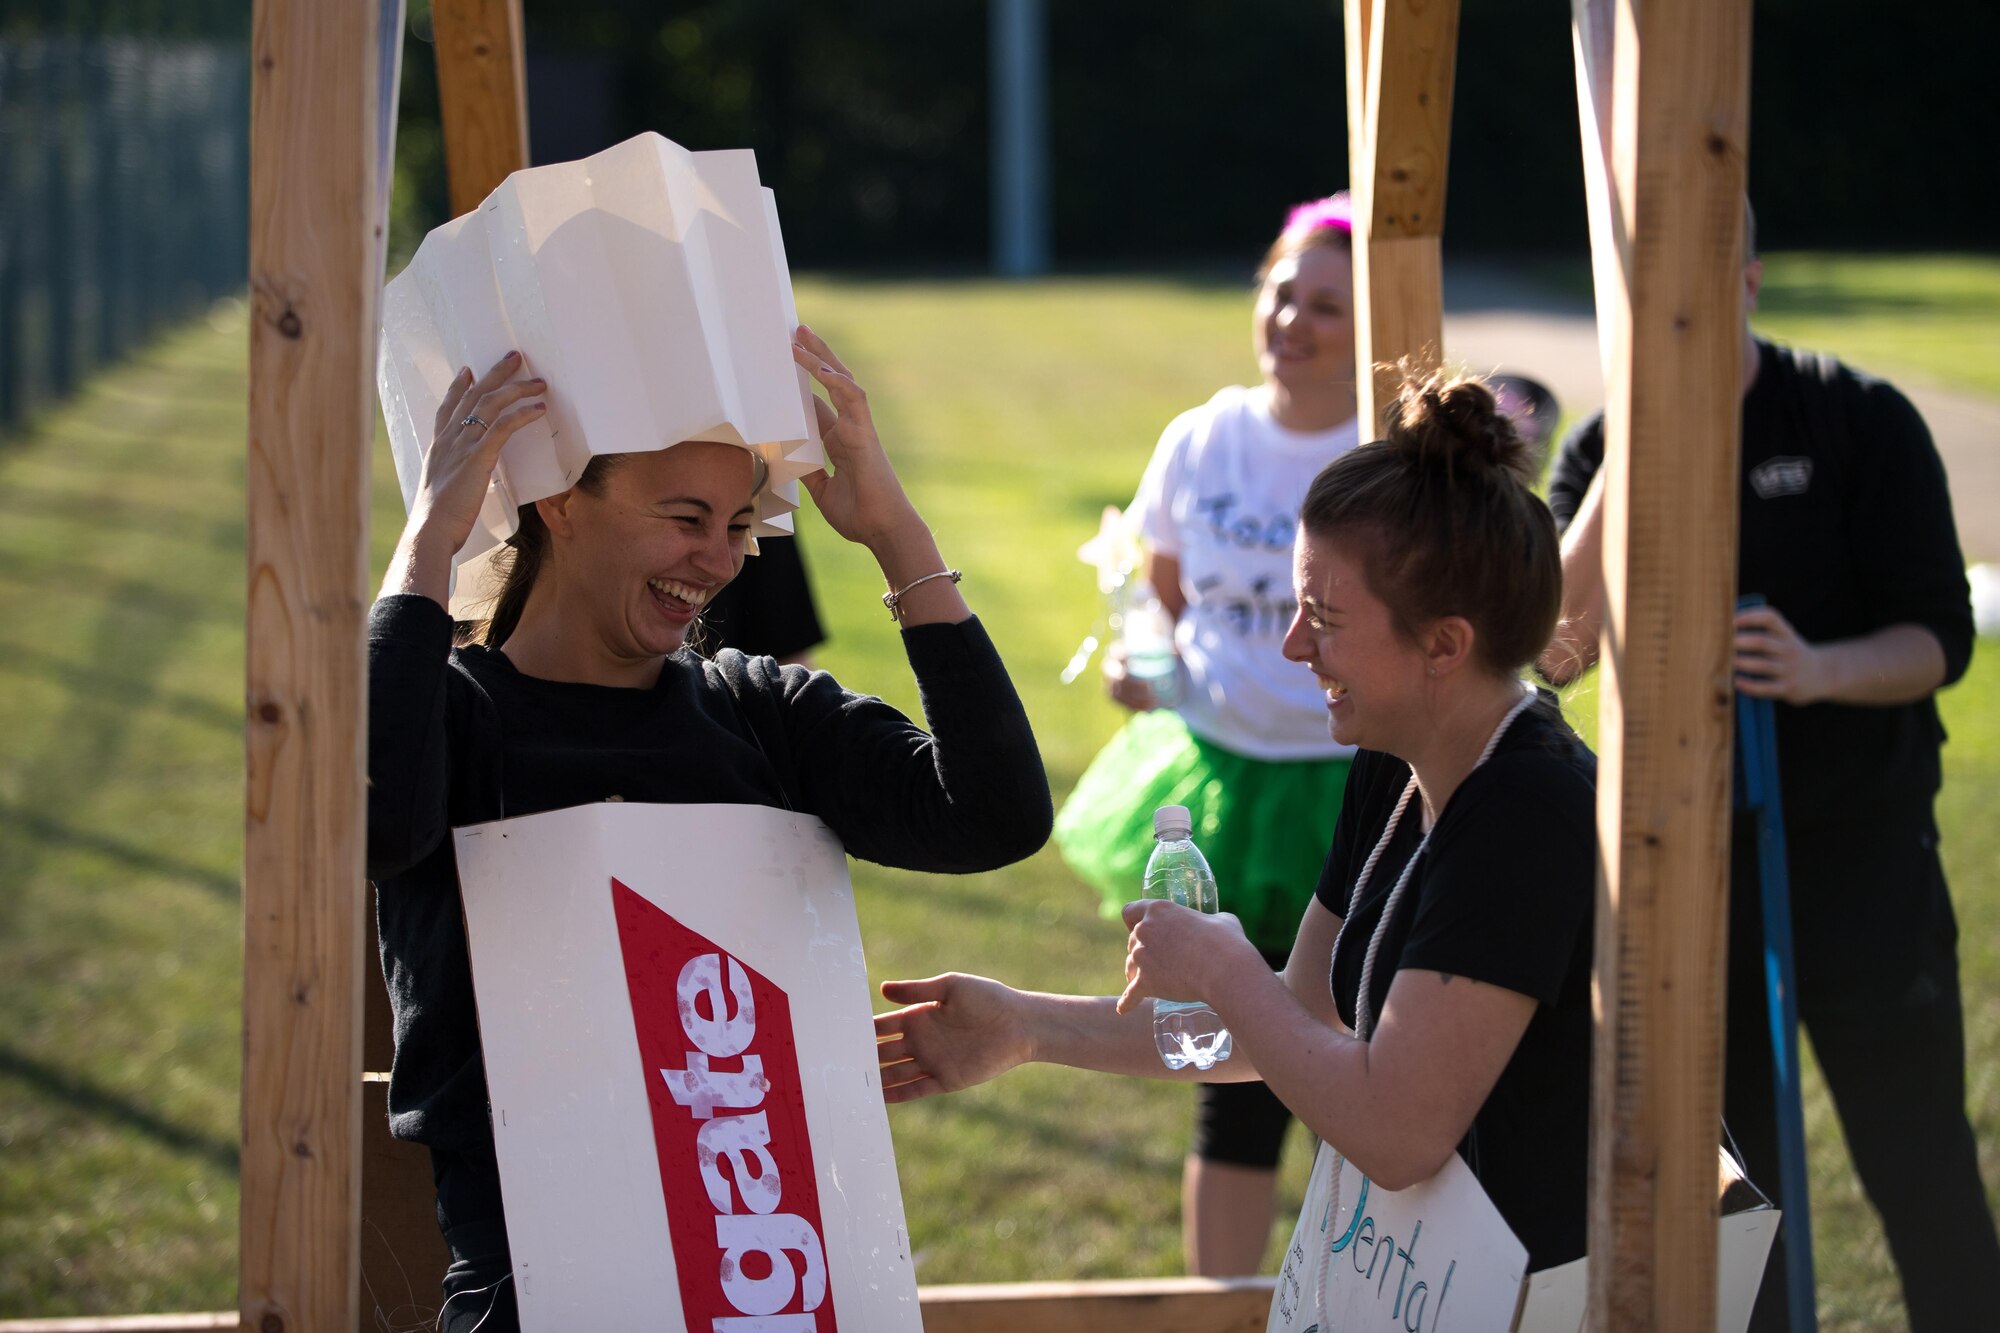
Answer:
[
  {"xmin": 432, "ymin": 0, "xmax": 529, "ymax": 216},
  {"xmin": 0, "ymin": 1279, "xmax": 1277, "ymax": 1333},
  {"xmin": 0, "ymin": 1320, "xmax": 238, "ymax": 1333},
  {"xmin": 1344, "ymin": 0, "xmax": 1459, "ymax": 433},
  {"xmin": 242, "ymin": 2, "xmax": 383, "ymax": 1331},
  {"xmin": 1342, "ymin": 0, "xmax": 1374, "ymax": 198},
  {"xmin": 920, "ymin": 1276, "xmax": 1274, "ymax": 1333},
  {"xmin": 1576, "ymin": 0, "xmax": 1751, "ymax": 1327}
]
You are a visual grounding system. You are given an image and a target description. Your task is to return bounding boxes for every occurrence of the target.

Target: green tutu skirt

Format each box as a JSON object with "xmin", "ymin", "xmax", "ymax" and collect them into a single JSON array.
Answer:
[{"xmin": 1053, "ymin": 709, "xmax": 1350, "ymax": 955}]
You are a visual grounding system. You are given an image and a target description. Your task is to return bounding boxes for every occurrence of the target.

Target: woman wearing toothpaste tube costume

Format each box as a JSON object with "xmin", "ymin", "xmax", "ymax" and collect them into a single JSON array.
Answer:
[
  {"xmin": 878, "ymin": 372, "xmax": 1598, "ymax": 1276},
  {"xmin": 366, "ymin": 326, "xmax": 1052, "ymax": 1333}
]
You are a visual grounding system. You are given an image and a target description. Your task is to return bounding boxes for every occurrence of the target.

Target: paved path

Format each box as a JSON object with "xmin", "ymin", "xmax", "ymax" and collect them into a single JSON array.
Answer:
[{"xmin": 1442, "ymin": 263, "xmax": 2000, "ymax": 561}]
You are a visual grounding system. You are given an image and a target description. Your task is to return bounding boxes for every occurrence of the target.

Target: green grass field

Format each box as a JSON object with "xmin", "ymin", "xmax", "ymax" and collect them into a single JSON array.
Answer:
[
  {"xmin": 1527, "ymin": 251, "xmax": 2000, "ymax": 399},
  {"xmin": 2, "ymin": 264, "xmax": 1994, "ymax": 1327}
]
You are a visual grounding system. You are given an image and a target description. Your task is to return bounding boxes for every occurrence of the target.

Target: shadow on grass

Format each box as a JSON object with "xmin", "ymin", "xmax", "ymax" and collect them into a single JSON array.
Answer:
[
  {"xmin": 0, "ymin": 479, "xmax": 244, "ymax": 546},
  {"xmin": 0, "ymin": 1043, "xmax": 239, "ymax": 1175},
  {"xmin": 0, "ymin": 641, "xmax": 240, "ymax": 735},
  {"xmin": 0, "ymin": 577, "xmax": 214, "ymax": 933},
  {"xmin": 940, "ymin": 1092, "xmax": 1171, "ymax": 1179},
  {"xmin": 0, "ymin": 800, "xmax": 238, "ymax": 899},
  {"xmin": 1758, "ymin": 287, "xmax": 1997, "ymax": 319}
]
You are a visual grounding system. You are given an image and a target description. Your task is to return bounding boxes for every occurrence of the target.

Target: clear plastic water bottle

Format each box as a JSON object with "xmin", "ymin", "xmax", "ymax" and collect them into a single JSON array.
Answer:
[
  {"xmin": 1120, "ymin": 590, "xmax": 1182, "ymax": 708},
  {"xmin": 1142, "ymin": 805, "xmax": 1233, "ymax": 1071}
]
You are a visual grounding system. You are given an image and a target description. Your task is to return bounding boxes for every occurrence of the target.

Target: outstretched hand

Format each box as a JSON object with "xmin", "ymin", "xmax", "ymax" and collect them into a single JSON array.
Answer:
[
  {"xmin": 874, "ymin": 974, "xmax": 1035, "ymax": 1105},
  {"xmin": 791, "ymin": 325, "xmax": 923, "ymax": 551}
]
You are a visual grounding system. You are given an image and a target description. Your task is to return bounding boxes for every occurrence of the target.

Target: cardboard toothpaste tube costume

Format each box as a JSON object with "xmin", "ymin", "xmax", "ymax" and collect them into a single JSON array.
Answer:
[{"xmin": 368, "ymin": 133, "xmax": 1051, "ymax": 1332}]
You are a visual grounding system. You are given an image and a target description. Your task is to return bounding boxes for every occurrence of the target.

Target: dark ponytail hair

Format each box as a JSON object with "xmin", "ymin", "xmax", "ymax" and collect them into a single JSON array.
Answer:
[
  {"xmin": 1298, "ymin": 368, "xmax": 1560, "ymax": 676},
  {"xmin": 467, "ymin": 453, "xmax": 625, "ymax": 648}
]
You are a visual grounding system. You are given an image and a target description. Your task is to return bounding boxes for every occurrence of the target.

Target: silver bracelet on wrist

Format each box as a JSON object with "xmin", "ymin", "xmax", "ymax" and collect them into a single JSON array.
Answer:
[{"xmin": 881, "ymin": 568, "xmax": 962, "ymax": 621}]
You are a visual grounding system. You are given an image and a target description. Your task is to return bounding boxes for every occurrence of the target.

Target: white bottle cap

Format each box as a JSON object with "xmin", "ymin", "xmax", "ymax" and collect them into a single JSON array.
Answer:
[{"xmin": 1153, "ymin": 805, "xmax": 1192, "ymax": 840}]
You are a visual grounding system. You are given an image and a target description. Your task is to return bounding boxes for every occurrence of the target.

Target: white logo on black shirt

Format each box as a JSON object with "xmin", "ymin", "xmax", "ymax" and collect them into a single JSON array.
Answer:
[{"xmin": 1750, "ymin": 456, "xmax": 1813, "ymax": 499}]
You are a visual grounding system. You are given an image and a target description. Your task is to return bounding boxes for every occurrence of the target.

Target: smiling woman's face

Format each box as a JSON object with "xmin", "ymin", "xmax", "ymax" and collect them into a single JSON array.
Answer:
[
  {"xmin": 1252, "ymin": 243, "xmax": 1356, "ymax": 394},
  {"xmin": 1281, "ymin": 526, "xmax": 1429, "ymax": 754},
  {"xmin": 548, "ymin": 441, "xmax": 758, "ymax": 661}
]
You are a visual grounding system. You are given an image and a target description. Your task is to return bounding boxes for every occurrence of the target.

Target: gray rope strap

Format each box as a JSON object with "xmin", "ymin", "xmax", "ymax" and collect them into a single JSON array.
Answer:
[{"xmin": 1314, "ymin": 681, "xmax": 1540, "ymax": 1324}]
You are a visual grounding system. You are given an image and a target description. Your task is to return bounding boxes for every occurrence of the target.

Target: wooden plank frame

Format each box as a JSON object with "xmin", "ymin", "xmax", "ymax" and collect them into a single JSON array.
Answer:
[
  {"xmin": 1573, "ymin": 0, "xmax": 1752, "ymax": 1327},
  {"xmin": 241, "ymin": 3, "xmax": 385, "ymax": 1331},
  {"xmin": 432, "ymin": 0, "xmax": 530, "ymax": 216},
  {"xmin": 1343, "ymin": 0, "xmax": 1460, "ymax": 434},
  {"xmin": 344, "ymin": 9, "xmax": 534, "ymax": 1324},
  {"xmin": 208, "ymin": 6, "xmax": 1750, "ymax": 1331}
]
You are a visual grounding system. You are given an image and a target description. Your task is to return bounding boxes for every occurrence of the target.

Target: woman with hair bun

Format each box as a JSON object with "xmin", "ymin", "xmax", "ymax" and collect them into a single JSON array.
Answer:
[
  {"xmin": 877, "ymin": 371, "xmax": 1599, "ymax": 1274},
  {"xmin": 1053, "ymin": 195, "xmax": 1364, "ymax": 1273}
]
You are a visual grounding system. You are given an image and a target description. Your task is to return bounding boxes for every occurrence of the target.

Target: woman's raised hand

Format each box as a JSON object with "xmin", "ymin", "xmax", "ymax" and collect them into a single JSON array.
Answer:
[
  {"xmin": 791, "ymin": 326, "xmax": 923, "ymax": 551},
  {"xmin": 411, "ymin": 352, "xmax": 547, "ymax": 556},
  {"xmin": 792, "ymin": 324, "xmax": 969, "ymax": 626},
  {"xmin": 874, "ymin": 974, "xmax": 1036, "ymax": 1104},
  {"xmin": 383, "ymin": 352, "xmax": 546, "ymax": 604}
]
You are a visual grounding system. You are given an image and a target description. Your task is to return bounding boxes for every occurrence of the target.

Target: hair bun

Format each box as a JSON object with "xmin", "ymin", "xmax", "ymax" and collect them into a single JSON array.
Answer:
[{"xmin": 1384, "ymin": 366, "xmax": 1538, "ymax": 484}]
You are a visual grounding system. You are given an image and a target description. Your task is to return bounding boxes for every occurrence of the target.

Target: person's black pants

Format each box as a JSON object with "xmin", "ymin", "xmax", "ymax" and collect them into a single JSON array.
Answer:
[
  {"xmin": 1727, "ymin": 848, "xmax": 1999, "ymax": 1331},
  {"xmin": 431, "ymin": 1145, "xmax": 520, "ymax": 1333}
]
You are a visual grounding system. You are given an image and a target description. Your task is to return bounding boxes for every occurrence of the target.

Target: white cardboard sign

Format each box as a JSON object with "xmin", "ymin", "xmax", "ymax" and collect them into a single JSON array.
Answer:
[
  {"xmin": 379, "ymin": 132, "xmax": 826, "ymax": 615},
  {"xmin": 453, "ymin": 802, "xmax": 921, "ymax": 1332},
  {"xmin": 1271, "ymin": 1143, "xmax": 1530, "ymax": 1333},
  {"xmin": 1271, "ymin": 1141, "xmax": 1778, "ymax": 1333}
]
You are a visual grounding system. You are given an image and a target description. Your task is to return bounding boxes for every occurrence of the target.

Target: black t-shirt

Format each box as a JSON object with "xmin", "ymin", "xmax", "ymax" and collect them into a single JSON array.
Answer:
[
  {"xmin": 699, "ymin": 533, "xmax": 826, "ymax": 660},
  {"xmin": 1314, "ymin": 691, "xmax": 1596, "ymax": 1269},
  {"xmin": 1546, "ymin": 340, "xmax": 1972, "ymax": 1003},
  {"xmin": 366, "ymin": 594, "xmax": 1051, "ymax": 1156}
]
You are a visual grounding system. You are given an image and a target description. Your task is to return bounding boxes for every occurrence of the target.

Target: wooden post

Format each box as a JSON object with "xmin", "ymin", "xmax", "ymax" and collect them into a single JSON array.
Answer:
[
  {"xmin": 918, "ymin": 1277, "xmax": 1274, "ymax": 1333},
  {"xmin": 1343, "ymin": 0, "xmax": 1458, "ymax": 434},
  {"xmin": 1574, "ymin": 0, "xmax": 1751, "ymax": 1327},
  {"xmin": 432, "ymin": 0, "xmax": 530, "ymax": 216},
  {"xmin": 242, "ymin": 2, "xmax": 384, "ymax": 1331}
]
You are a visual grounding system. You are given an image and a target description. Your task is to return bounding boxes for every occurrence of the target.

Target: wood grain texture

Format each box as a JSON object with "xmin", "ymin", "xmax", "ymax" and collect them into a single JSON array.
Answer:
[
  {"xmin": 918, "ymin": 1277, "xmax": 1275, "ymax": 1333},
  {"xmin": 1352, "ymin": 233, "xmax": 1445, "ymax": 435},
  {"xmin": 1358, "ymin": 0, "xmax": 1459, "ymax": 240},
  {"xmin": 243, "ymin": 3, "xmax": 381, "ymax": 1331},
  {"xmin": 432, "ymin": 0, "xmax": 529, "ymax": 217},
  {"xmin": 1344, "ymin": 0, "xmax": 1459, "ymax": 433},
  {"xmin": 1577, "ymin": 0, "xmax": 1752, "ymax": 1327},
  {"xmin": 0, "ymin": 1277, "xmax": 1279, "ymax": 1333},
  {"xmin": 1343, "ymin": 0, "xmax": 1374, "ymax": 199},
  {"xmin": 0, "ymin": 1312, "xmax": 238, "ymax": 1320}
]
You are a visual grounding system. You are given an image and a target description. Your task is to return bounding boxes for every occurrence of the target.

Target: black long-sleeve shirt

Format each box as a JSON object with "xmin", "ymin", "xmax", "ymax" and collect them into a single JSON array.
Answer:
[
  {"xmin": 1547, "ymin": 339, "xmax": 1973, "ymax": 1005},
  {"xmin": 366, "ymin": 593, "xmax": 1051, "ymax": 1152}
]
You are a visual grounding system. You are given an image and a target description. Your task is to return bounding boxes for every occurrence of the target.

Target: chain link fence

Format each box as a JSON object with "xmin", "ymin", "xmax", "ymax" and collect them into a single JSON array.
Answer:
[{"xmin": 0, "ymin": 30, "xmax": 248, "ymax": 432}]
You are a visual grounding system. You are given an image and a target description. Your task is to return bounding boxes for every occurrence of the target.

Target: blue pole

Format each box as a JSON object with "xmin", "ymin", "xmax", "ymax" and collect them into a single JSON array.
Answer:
[
  {"xmin": 1734, "ymin": 593, "xmax": 1817, "ymax": 1332},
  {"xmin": 989, "ymin": 0, "xmax": 1049, "ymax": 277}
]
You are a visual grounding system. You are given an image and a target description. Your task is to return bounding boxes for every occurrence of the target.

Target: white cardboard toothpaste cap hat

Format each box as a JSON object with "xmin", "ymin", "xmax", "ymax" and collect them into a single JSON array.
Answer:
[{"xmin": 377, "ymin": 131, "xmax": 826, "ymax": 618}]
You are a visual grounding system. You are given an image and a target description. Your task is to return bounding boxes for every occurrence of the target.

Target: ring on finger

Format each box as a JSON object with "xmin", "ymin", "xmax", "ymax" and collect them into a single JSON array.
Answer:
[{"xmin": 461, "ymin": 413, "xmax": 490, "ymax": 431}]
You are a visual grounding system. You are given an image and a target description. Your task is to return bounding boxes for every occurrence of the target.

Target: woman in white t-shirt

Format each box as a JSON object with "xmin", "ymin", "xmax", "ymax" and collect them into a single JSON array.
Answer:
[{"xmin": 1052, "ymin": 195, "xmax": 1361, "ymax": 1276}]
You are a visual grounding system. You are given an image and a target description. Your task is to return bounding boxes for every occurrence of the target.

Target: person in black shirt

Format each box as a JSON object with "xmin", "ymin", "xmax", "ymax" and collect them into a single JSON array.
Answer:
[
  {"xmin": 875, "ymin": 372, "xmax": 1598, "ymax": 1279},
  {"xmin": 1540, "ymin": 232, "xmax": 1994, "ymax": 1331},
  {"xmin": 698, "ymin": 532, "xmax": 825, "ymax": 664},
  {"xmin": 368, "ymin": 327, "xmax": 1052, "ymax": 1333}
]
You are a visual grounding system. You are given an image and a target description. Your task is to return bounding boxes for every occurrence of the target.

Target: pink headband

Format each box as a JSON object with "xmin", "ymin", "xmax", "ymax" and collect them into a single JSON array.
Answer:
[{"xmin": 1281, "ymin": 192, "xmax": 1355, "ymax": 242}]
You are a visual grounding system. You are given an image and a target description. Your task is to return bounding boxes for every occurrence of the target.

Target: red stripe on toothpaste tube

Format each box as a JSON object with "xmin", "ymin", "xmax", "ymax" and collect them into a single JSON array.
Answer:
[{"xmin": 614, "ymin": 879, "xmax": 837, "ymax": 1330}]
